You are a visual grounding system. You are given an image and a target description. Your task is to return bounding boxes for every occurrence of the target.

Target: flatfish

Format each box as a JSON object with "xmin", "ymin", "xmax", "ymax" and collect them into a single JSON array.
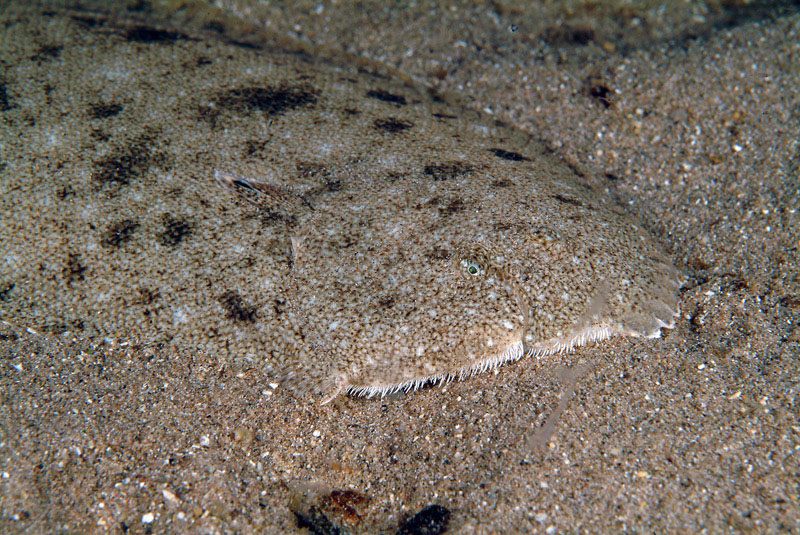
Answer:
[{"xmin": 0, "ymin": 7, "xmax": 682, "ymax": 402}]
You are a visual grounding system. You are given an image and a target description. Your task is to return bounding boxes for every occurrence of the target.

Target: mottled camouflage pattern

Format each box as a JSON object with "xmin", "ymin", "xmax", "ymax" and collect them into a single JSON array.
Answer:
[{"xmin": 0, "ymin": 11, "xmax": 681, "ymax": 402}]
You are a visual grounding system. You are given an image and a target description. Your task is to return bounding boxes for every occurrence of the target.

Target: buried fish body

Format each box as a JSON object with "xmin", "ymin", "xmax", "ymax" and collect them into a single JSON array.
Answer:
[{"xmin": 0, "ymin": 10, "xmax": 682, "ymax": 403}]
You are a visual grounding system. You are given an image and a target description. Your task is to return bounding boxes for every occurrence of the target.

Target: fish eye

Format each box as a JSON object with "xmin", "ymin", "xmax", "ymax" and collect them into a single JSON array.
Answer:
[{"xmin": 462, "ymin": 259, "xmax": 482, "ymax": 275}]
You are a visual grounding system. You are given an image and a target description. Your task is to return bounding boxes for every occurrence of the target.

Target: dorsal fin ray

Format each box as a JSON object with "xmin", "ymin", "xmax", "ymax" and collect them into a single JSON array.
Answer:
[{"xmin": 214, "ymin": 169, "xmax": 314, "ymax": 217}]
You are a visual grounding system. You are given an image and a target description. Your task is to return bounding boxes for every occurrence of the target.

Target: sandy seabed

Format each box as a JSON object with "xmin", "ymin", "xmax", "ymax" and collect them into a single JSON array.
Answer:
[{"xmin": 1, "ymin": 1, "xmax": 798, "ymax": 533}]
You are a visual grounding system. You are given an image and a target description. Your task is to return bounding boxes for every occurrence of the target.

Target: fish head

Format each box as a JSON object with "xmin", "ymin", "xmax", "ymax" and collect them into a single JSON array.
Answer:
[{"xmin": 288, "ymin": 183, "xmax": 530, "ymax": 398}]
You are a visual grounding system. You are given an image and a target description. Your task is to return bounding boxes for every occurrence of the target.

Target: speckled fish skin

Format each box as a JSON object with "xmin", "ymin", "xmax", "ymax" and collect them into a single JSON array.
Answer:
[
  {"xmin": 272, "ymin": 146, "xmax": 682, "ymax": 400},
  {"xmin": 0, "ymin": 8, "xmax": 682, "ymax": 402}
]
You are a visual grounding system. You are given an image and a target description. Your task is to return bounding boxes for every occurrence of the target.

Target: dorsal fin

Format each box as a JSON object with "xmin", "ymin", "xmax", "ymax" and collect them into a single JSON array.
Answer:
[{"xmin": 214, "ymin": 169, "xmax": 314, "ymax": 218}]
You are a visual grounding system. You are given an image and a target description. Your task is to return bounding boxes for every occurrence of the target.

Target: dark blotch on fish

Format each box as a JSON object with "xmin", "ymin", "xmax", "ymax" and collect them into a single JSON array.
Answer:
[
  {"xmin": 367, "ymin": 89, "xmax": 407, "ymax": 105},
  {"xmin": 220, "ymin": 291, "xmax": 258, "ymax": 323},
  {"xmin": 92, "ymin": 134, "xmax": 161, "ymax": 187},
  {"xmin": 158, "ymin": 214, "xmax": 191, "ymax": 247},
  {"xmin": 374, "ymin": 117, "xmax": 413, "ymax": 133},
  {"xmin": 214, "ymin": 85, "xmax": 318, "ymax": 116},
  {"xmin": 102, "ymin": 219, "xmax": 139, "ymax": 247},
  {"xmin": 423, "ymin": 162, "xmax": 474, "ymax": 181},
  {"xmin": 89, "ymin": 102, "xmax": 123, "ymax": 119},
  {"xmin": 64, "ymin": 253, "xmax": 86, "ymax": 284},
  {"xmin": 488, "ymin": 148, "xmax": 530, "ymax": 161}
]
